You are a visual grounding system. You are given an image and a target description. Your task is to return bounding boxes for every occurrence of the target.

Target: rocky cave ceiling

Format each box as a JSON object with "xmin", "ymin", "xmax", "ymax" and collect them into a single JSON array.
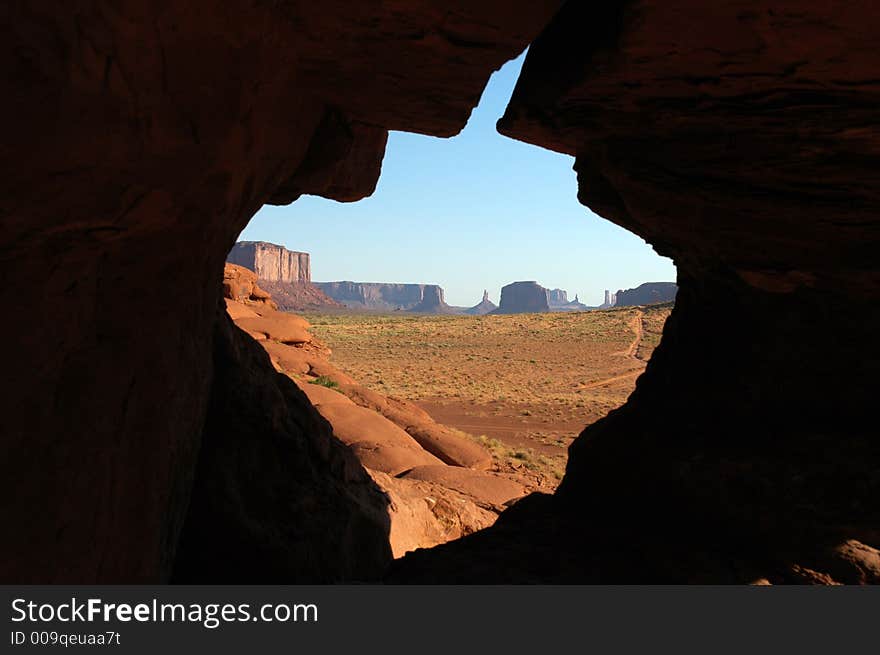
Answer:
[{"xmin": 1, "ymin": 1, "xmax": 877, "ymax": 583}]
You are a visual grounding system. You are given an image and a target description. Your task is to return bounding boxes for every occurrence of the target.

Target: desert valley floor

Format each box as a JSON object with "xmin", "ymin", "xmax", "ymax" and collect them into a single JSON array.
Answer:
[{"xmin": 307, "ymin": 305, "xmax": 672, "ymax": 486}]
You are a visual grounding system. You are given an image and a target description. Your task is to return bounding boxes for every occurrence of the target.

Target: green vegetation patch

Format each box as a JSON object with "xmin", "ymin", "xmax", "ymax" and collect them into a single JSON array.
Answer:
[{"xmin": 308, "ymin": 375, "xmax": 341, "ymax": 390}]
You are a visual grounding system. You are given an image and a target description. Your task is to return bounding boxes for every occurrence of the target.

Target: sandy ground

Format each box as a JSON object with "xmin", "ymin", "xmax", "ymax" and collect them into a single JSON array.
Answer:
[{"xmin": 306, "ymin": 304, "xmax": 671, "ymax": 484}]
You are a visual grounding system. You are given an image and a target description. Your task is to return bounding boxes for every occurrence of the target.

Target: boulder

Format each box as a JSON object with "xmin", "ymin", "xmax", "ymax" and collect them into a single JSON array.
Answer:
[
  {"xmin": 224, "ymin": 299, "xmax": 260, "ymax": 321},
  {"xmin": 303, "ymin": 390, "xmax": 444, "ymax": 476},
  {"xmin": 296, "ymin": 378, "xmax": 352, "ymax": 407},
  {"xmin": 401, "ymin": 466, "xmax": 526, "ymax": 507},
  {"xmin": 222, "ymin": 264, "xmax": 278, "ymax": 309},
  {"xmin": 304, "ymin": 359, "xmax": 357, "ymax": 386},
  {"xmin": 367, "ymin": 470, "xmax": 497, "ymax": 558},
  {"xmin": 339, "ymin": 382, "xmax": 492, "ymax": 470},
  {"xmin": 259, "ymin": 340, "xmax": 312, "ymax": 375},
  {"xmin": 235, "ymin": 312, "xmax": 312, "ymax": 344}
]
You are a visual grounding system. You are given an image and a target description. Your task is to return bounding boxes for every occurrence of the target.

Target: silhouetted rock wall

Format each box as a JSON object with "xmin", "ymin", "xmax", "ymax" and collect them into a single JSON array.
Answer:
[
  {"xmin": 392, "ymin": 0, "xmax": 880, "ymax": 583},
  {"xmin": 0, "ymin": 0, "xmax": 560, "ymax": 582}
]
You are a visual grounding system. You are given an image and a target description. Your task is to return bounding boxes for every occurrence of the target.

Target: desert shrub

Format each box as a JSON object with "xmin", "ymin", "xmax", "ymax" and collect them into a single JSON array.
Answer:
[{"xmin": 309, "ymin": 375, "xmax": 340, "ymax": 390}]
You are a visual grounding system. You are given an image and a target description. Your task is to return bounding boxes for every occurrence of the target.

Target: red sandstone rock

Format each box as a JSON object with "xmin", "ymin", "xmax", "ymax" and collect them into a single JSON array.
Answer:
[
  {"xmin": 228, "ymin": 242, "xmax": 310, "ymax": 284},
  {"xmin": 257, "ymin": 280, "xmax": 344, "ymax": 312},
  {"xmin": 224, "ymin": 299, "xmax": 260, "ymax": 321},
  {"xmin": 234, "ymin": 313, "xmax": 312, "ymax": 345},
  {"xmin": 402, "ymin": 423, "xmax": 494, "ymax": 471},
  {"xmin": 338, "ymin": 383, "xmax": 493, "ymax": 470},
  {"xmin": 227, "ymin": 289, "xmax": 500, "ymax": 553},
  {"xmin": 391, "ymin": 1, "xmax": 880, "ymax": 583},
  {"xmin": 292, "ymin": 377, "xmax": 446, "ymax": 476},
  {"xmin": 259, "ymin": 339, "xmax": 313, "ymax": 375},
  {"xmin": 828, "ymin": 541, "xmax": 880, "ymax": 585},
  {"xmin": 309, "ymin": 400, "xmax": 445, "ymax": 476},
  {"xmin": 367, "ymin": 470, "xmax": 497, "ymax": 559},
  {"xmin": 303, "ymin": 359, "xmax": 357, "ymax": 386},
  {"xmin": 171, "ymin": 309, "xmax": 392, "ymax": 582},
  {"xmin": 297, "ymin": 379, "xmax": 352, "ymax": 407},
  {"xmin": 3, "ymin": 0, "xmax": 877, "ymax": 585},
  {"xmin": 401, "ymin": 466, "xmax": 526, "ymax": 507},
  {"xmin": 0, "ymin": 1, "xmax": 560, "ymax": 582},
  {"xmin": 223, "ymin": 264, "xmax": 278, "ymax": 309}
]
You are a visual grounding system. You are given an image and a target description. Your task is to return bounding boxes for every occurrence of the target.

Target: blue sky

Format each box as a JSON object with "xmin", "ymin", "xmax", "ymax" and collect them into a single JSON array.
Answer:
[{"xmin": 240, "ymin": 52, "xmax": 676, "ymax": 307}]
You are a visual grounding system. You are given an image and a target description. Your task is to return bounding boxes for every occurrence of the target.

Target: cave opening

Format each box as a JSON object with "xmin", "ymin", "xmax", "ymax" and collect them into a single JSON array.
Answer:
[
  {"xmin": 223, "ymin": 51, "xmax": 678, "ymax": 561},
  {"xmin": 3, "ymin": 1, "xmax": 877, "ymax": 586}
]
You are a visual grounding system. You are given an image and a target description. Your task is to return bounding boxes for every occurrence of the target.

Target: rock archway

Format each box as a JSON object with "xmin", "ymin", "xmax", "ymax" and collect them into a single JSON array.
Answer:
[
  {"xmin": 395, "ymin": 2, "xmax": 880, "ymax": 583},
  {"xmin": 1, "ymin": 1, "xmax": 877, "ymax": 583}
]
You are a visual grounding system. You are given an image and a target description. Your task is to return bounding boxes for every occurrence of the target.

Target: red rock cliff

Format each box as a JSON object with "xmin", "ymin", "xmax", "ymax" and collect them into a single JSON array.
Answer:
[{"xmin": 228, "ymin": 241, "xmax": 311, "ymax": 283}]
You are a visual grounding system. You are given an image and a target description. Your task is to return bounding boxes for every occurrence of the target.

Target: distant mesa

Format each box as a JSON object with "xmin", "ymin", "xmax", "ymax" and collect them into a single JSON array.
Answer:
[
  {"xmin": 408, "ymin": 285, "xmax": 458, "ymax": 314},
  {"xmin": 547, "ymin": 288, "xmax": 568, "ymax": 306},
  {"xmin": 226, "ymin": 241, "xmax": 341, "ymax": 311},
  {"xmin": 315, "ymin": 281, "xmax": 456, "ymax": 313},
  {"xmin": 559, "ymin": 294, "xmax": 590, "ymax": 312},
  {"xmin": 228, "ymin": 240, "xmax": 676, "ymax": 315},
  {"xmin": 600, "ymin": 290, "xmax": 618, "ymax": 309},
  {"xmin": 615, "ymin": 282, "xmax": 678, "ymax": 306},
  {"xmin": 492, "ymin": 281, "xmax": 551, "ymax": 314},
  {"xmin": 258, "ymin": 280, "xmax": 344, "ymax": 312},
  {"xmin": 549, "ymin": 288, "xmax": 591, "ymax": 312},
  {"xmin": 228, "ymin": 240, "xmax": 310, "ymax": 283},
  {"xmin": 491, "ymin": 282, "xmax": 631, "ymax": 314},
  {"xmin": 464, "ymin": 290, "xmax": 497, "ymax": 316}
]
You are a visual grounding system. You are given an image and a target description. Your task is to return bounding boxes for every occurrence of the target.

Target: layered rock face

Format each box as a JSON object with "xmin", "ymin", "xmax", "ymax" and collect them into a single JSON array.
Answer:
[
  {"xmin": 315, "ymin": 281, "xmax": 450, "ymax": 312},
  {"xmin": 0, "ymin": 1, "xmax": 561, "ymax": 582},
  {"xmin": 615, "ymin": 282, "xmax": 677, "ymax": 307},
  {"xmin": 228, "ymin": 241, "xmax": 311, "ymax": 283},
  {"xmin": 227, "ymin": 241, "xmax": 340, "ymax": 310},
  {"xmin": 257, "ymin": 280, "xmax": 343, "ymax": 312},
  {"xmin": 392, "ymin": 1, "xmax": 880, "ymax": 582},
  {"xmin": 492, "ymin": 281, "xmax": 550, "ymax": 314}
]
